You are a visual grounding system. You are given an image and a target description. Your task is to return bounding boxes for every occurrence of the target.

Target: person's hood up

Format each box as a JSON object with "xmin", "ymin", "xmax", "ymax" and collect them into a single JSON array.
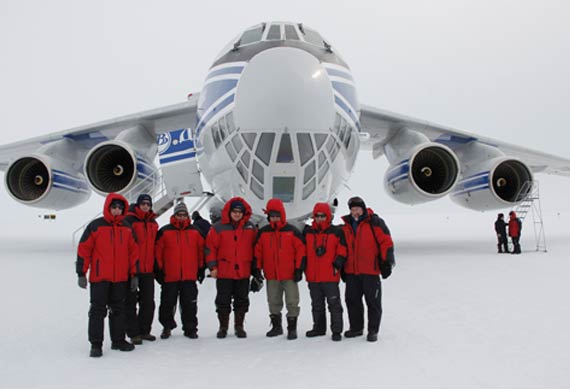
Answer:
[
  {"xmin": 311, "ymin": 202, "xmax": 332, "ymax": 231},
  {"xmin": 221, "ymin": 197, "xmax": 253, "ymax": 226},
  {"xmin": 103, "ymin": 193, "xmax": 129, "ymax": 224},
  {"xmin": 264, "ymin": 198, "xmax": 287, "ymax": 230}
]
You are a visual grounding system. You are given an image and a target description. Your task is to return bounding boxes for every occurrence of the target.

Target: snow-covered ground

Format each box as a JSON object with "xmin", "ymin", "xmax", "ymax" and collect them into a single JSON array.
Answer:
[{"xmin": 1, "ymin": 207, "xmax": 569, "ymax": 388}]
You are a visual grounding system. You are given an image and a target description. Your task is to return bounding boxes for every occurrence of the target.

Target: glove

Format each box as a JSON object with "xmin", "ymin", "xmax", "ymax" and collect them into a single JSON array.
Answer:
[
  {"xmin": 293, "ymin": 268, "xmax": 303, "ymax": 283},
  {"xmin": 130, "ymin": 276, "xmax": 139, "ymax": 292},
  {"xmin": 197, "ymin": 268, "xmax": 205, "ymax": 284},
  {"xmin": 155, "ymin": 270, "xmax": 165, "ymax": 285},
  {"xmin": 250, "ymin": 276, "xmax": 264, "ymax": 292},
  {"xmin": 77, "ymin": 275, "xmax": 87, "ymax": 289},
  {"xmin": 332, "ymin": 257, "xmax": 344, "ymax": 271},
  {"xmin": 380, "ymin": 261, "xmax": 392, "ymax": 279}
]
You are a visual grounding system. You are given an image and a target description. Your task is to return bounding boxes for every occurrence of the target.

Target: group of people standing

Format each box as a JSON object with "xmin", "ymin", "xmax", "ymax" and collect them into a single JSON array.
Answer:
[
  {"xmin": 494, "ymin": 211, "xmax": 522, "ymax": 254},
  {"xmin": 76, "ymin": 193, "xmax": 395, "ymax": 358}
]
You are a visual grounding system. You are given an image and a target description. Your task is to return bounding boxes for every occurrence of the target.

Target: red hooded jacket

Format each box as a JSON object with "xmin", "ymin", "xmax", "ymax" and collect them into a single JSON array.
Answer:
[
  {"xmin": 205, "ymin": 197, "xmax": 257, "ymax": 280},
  {"xmin": 124, "ymin": 204, "xmax": 158, "ymax": 274},
  {"xmin": 304, "ymin": 203, "xmax": 347, "ymax": 283},
  {"xmin": 76, "ymin": 193, "xmax": 139, "ymax": 283},
  {"xmin": 155, "ymin": 215, "xmax": 205, "ymax": 283},
  {"xmin": 508, "ymin": 212, "xmax": 522, "ymax": 238},
  {"xmin": 254, "ymin": 199, "xmax": 306, "ymax": 281},
  {"xmin": 341, "ymin": 208, "xmax": 395, "ymax": 276}
]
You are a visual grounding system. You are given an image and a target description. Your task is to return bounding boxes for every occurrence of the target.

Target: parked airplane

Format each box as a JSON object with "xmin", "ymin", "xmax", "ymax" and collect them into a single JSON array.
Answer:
[{"xmin": 1, "ymin": 21, "xmax": 569, "ymax": 223}]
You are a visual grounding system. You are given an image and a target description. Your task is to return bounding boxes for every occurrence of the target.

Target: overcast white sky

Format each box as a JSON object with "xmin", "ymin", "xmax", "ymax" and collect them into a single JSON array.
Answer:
[{"xmin": 0, "ymin": 0, "xmax": 569, "ymax": 230}]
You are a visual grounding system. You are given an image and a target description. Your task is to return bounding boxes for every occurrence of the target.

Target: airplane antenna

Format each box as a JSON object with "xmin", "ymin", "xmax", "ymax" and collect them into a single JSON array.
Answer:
[{"xmin": 324, "ymin": 41, "xmax": 333, "ymax": 53}]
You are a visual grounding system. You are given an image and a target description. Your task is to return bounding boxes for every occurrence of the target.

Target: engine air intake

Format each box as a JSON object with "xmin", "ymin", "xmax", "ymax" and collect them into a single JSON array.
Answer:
[
  {"xmin": 85, "ymin": 144, "xmax": 135, "ymax": 193},
  {"xmin": 6, "ymin": 157, "xmax": 49, "ymax": 201}
]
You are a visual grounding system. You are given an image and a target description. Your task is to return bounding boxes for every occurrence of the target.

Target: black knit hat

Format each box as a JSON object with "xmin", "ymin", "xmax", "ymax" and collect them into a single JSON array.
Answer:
[
  {"xmin": 137, "ymin": 194, "xmax": 152, "ymax": 207},
  {"xmin": 230, "ymin": 200, "xmax": 246, "ymax": 212},
  {"xmin": 348, "ymin": 196, "xmax": 366, "ymax": 210}
]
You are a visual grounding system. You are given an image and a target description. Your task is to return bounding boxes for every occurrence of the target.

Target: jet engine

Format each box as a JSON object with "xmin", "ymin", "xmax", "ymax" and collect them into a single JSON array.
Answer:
[
  {"xmin": 84, "ymin": 126, "xmax": 158, "ymax": 195},
  {"xmin": 5, "ymin": 140, "xmax": 90, "ymax": 210},
  {"xmin": 383, "ymin": 129, "xmax": 460, "ymax": 204}
]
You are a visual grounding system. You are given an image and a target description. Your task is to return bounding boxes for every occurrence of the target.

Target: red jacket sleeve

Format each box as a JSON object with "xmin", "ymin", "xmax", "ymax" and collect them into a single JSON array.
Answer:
[
  {"xmin": 205, "ymin": 228, "xmax": 219, "ymax": 270},
  {"xmin": 196, "ymin": 232, "xmax": 205, "ymax": 269},
  {"xmin": 128, "ymin": 230, "xmax": 140, "ymax": 276},
  {"xmin": 76, "ymin": 224, "xmax": 95, "ymax": 276},
  {"xmin": 372, "ymin": 223, "xmax": 394, "ymax": 264},
  {"xmin": 155, "ymin": 230, "xmax": 165, "ymax": 270},
  {"xmin": 293, "ymin": 232, "xmax": 306, "ymax": 270}
]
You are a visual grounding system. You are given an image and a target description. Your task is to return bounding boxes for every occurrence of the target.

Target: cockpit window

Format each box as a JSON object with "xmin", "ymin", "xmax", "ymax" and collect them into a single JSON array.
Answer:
[
  {"xmin": 267, "ymin": 24, "xmax": 281, "ymax": 40},
  {"xmin": 240, "ymin": 26, "xmax": 264, "ymax": 45},
  {"xmin": 285, "ymin": 25, "xmax": 300, "ymax": 41},
  {"xmin": 297, "ymin": 133, "xmax": 314, "ymax": 166},
  {"xmin": 302, "ymin": 28, "xmax": 324, "ymax": 47},
  {"xmin": 273, "ymin": 177, "xmax": 295, "ymax": 203},
  {"xmin": 277, "ymin": 133, "xmax": 294, "ymax": 163},
  {"xmin": 255, "ymin": 133, "xmax": 276, "ymax": 166}
]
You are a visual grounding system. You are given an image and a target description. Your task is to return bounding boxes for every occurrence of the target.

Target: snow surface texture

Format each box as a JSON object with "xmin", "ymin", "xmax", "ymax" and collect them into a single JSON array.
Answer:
[{"xmin": 1, "ymin": 196, "xmax": 569, "ymax": 388}]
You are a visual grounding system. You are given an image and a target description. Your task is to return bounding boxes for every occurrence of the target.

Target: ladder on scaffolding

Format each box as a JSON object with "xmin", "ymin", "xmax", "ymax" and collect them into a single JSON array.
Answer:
[
  {"xmin": 71, "ymin": 166, "xmax": 214, "ymax": 247},
  {"xmin": 513, "ymin": 180, "xmax": 547, "ymax": 252}
]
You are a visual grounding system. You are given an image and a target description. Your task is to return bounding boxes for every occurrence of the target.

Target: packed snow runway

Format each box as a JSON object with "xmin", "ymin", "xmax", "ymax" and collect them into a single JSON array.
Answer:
[{"xmin": 1, "ymin": 210, "xmax": 569, "ymax": 388}]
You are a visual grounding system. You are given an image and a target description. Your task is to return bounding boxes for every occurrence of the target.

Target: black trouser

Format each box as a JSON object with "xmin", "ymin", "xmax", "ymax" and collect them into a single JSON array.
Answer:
[
  {"xmin": 88, "ymin": 281, "xmax": 128, "ymax": 346},
  {"xmin": 308, "ymin": 282, "xmax": 343, "ymax": 333},
  {"xmin": 126, "ymin": 273, "xmax": 155, "ymax": 337},
  {"xmin": 159, "ymin": 281, "xmax": 198, "ymax": 333},
  {"xmin": 497, "ymin": 234, "xmax": 509, "ymax": 253},
  {"xmin": 215, "ymin": 278, "xmax": 250, "ymax": 314},
  {"xmin": 344, "ymin": 274, "xmax": 382, "ymax": 334},
  {"xmin": 511, "ymin": 236, "xmax": 521, "ymax": 254}
]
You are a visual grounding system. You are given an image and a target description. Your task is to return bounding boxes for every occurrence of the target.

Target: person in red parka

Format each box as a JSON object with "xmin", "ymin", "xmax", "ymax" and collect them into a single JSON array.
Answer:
[
  {"xmin": 254, "ymin": 198, "xmax": 306, "ymax": 340},
  {"xmin": 341, "ymin": 196, "xmax": 395, "ymax": 343},
  {"xmin": 155, "ymin": 202, "xmax": 205, "ymax": 339},
  {"xmin": 124, "ymin": 194, "xmax": 159, "ymax": 344},
  {"xmin": 205, "ymin": 197, "xmax": 257, "ymax": 339},
  {"xmin": 76, "ymin": 193, "xmax": 139, "ymax": 358},
  {"xmin": 508, "ymin": 210, "xmax": 522, "ymax": 254},
  {"xmin": 303, "ymin": 203, "xmax": 347, "ymax": 341}
]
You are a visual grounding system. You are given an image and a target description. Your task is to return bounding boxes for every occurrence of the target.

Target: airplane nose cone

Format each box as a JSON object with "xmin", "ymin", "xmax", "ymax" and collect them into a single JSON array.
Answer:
[{"xmin": 234, "ymin": 47, "xmax": 335, "ymax": 131}]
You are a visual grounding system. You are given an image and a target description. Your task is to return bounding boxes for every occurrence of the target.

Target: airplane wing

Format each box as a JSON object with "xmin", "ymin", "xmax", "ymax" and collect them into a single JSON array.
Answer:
[
  {"xmin": 0, "ymin": 94, "xmax": 199, "ymax": 171},
  {"xmin": 359, "ymin": 104, "xmax": 570, "ymax": 176}
]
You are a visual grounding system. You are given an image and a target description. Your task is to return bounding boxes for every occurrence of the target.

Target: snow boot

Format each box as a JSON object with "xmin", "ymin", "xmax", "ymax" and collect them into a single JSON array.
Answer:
[
  {"xmin": 217, "ymin": 312, "xmax": 230, "ymax": 339},
  {"xmin": 287, "ymin": 317, "xmax": 298, "ymax": 340},
  {"xmin": 160, "ymin": 328, "xmax": 171, "ymax": 339},
  {"xmin": 367, "ymin": 332, "xmax": 378, "ymax": 342},
  {"xmin": 111, "ymin": 340, "xmax": 135, "ymax": 351},
  {"xmin": 331, "ymin": 332, "xmax": 342, "ymax": 341},
  {"xmin": 344, "ymin": 329, "xmax": 363, "ymax": 338},
  {"xmin": 184, "ymin": 329, "xmax": 198, "ymax": 339},
  {"xmin": 306, "ymin": 313, "xmax": 326, "ymax": 337},
  {"xmin": 141, "ymin": 333, "xmax": 156, "ymax": 341},
  {"xmin": 130, "ymin": 335, "xmax": 143, "ymax": 345},
  {"xmin": 266, "ymin": 314, "xmax": 283, "ymax": 337},
  {"xmin": 90, "ymin": 344, "xmax": 102, "ymax": 358},
  {"xmin": 234, "ymin": 310, "xmax": 247, "ymax": 338}
]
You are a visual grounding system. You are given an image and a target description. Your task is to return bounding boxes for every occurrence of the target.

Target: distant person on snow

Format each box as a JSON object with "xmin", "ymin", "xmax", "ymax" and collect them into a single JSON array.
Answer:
[
  {"xmin": 341, "ymin": 196, "xmax": 395, "ymax": 343},
  {"xmin": 303, "ymin": 203, "xmax": 347, "ymax": 341},
  {"xmin": 254, "ymin": 198, "xmax": 306, "ymax": 340},
  {"xmin": 76, "ymin": 193, "xmax": 139, "ymax": 358},
  {"xmin": 508, "ymin": 211, "xmax": 522, "ymax": 254},
  {"xmin": 124, "ymin": 194, "xmax": 159, "ymax": 345},
  {"xmin": 154, "ymin": 202, "xmax": 205, "ymax": 339},
  {"xmin": 494, "ymin": 213, "xmax": 509, "ymax": 253}
]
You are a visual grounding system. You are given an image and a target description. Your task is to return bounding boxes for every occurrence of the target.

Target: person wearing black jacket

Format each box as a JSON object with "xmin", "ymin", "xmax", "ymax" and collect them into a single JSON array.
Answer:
[
  {"xmin": 494, "ymin": 213, "xmax": 509, "ymax": 253},
  {"xmin": 192, "ymin": 210, "xmax": 211, "ymax": 239}
]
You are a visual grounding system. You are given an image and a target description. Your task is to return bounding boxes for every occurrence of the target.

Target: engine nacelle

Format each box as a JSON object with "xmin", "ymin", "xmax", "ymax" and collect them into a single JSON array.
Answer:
[
  {"xmin": 84, "ymin": 126, "xmax": 158, "ymax": 195},
  {"xmin": 451, "ymin": 157, "xmax": 532, "ymax": 210},
  {"xmin": 383, "ymin": 128, "xmax": 460, "ymax": 205},
  {"xmin": 5, "ymin": 154, "xmax": 90, "ymax": 210}
]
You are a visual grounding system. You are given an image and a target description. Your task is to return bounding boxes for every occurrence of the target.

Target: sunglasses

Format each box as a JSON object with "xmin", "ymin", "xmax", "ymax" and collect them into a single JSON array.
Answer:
[
  {"xmin": 231, "ymin": 209, "xmax": 244, "ymax": 214},
  {"xmin": 314, "ymin": 213, "xmax": 327, "ymax": 218},
  {"xmin": 110, "ymin": 204, "xmax": 124, "ymax": 210},
  {"xmin": 140, "ymin": 202, "xmax": 151, "ymax": 206},
  {"xmin": 176, "ymin": 213, "xmax": 189, "ymax": 218}
]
